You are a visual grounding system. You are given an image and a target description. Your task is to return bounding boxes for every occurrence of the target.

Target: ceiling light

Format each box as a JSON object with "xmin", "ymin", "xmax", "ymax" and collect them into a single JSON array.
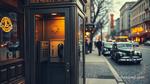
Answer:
[{"xmin": 51, "ymin": 13, "xmax": 57, "ymax": 16}]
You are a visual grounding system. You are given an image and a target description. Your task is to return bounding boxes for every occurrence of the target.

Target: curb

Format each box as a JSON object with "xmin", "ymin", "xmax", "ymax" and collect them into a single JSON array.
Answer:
[{"xmin": 103, "ymin": 56, "xmax": 125, "ymax": 84}]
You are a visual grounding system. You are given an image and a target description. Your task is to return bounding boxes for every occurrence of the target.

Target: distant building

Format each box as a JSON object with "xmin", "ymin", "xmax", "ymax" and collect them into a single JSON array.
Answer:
[
  {"xmin": 114, "ymin": 18, "xmax": 120, "ymax": 36},
  {"xmin": 85, "ymin": 0, "xmax": 91, "ymax": 24},
  {"xmin": 120, "ymin": 2, "xmax": 136, "ymax": 36},
  {"xmin": 130, "ymin": 0, "xmax": 150, "ymax": 43}
]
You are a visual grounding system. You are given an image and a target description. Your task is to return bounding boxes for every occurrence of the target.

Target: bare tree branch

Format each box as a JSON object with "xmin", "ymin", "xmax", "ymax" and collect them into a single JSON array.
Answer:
[{"xmin": 92, "ymin": 0, "xmax": 105, "ymax": 23}]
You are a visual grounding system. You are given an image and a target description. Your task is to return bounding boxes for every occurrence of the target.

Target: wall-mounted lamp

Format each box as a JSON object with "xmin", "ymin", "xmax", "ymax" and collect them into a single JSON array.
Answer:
[
  {"xmin": 86, "ymin": 32, "xmax": 90, "ymax": 36},
  {"xmin": 146, "ymin": 30, "xmax": 148, "ymax": 32},
  {"xmin": 51, "ymin": 13, "xmax": 57, "ymax": 16}
]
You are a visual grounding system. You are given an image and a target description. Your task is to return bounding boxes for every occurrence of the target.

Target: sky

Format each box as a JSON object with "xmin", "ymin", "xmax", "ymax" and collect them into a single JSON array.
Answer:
[
  {"xmin": 102, "ymin": 0, "xmax": 138, "ymax": 33},
  {"xmin": 111, "ymin": 0, "xmax": 138, "ymax": 20}
]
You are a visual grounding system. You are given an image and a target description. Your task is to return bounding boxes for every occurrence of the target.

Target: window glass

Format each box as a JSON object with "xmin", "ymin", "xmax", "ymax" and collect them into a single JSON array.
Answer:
[
  {"xmin": 0, "ymin": 11, "xmax": 20, "ymax": 62},
  {"xmin": 78, "ymin": 15, "xmax": 84, "ymax": 84}
]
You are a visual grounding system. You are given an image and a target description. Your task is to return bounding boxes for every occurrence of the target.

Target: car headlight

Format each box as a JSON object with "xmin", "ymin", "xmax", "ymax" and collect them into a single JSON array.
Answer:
[
  {"xmin": 134, "ymin": 51, "xmax": 142, "ymax": 56},
  {"xmin": 104, "ymin": 48, "xmax": 108, "ymax": 51}
]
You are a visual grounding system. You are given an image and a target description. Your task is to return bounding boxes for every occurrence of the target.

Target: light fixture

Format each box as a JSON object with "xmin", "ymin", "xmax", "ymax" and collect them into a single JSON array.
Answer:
[
  {"xmin": 145, "ymin": 30, "xmax": 148, "ymax": 32},
  {"xmin": 35, "ymin": 14, "xmax": 41, "ymax": 17},
  {"xmin": 51, "ymin": 13, "xmax": 57, "ymax": 16},
  {"xmin": 86, "ymin": 32, "xmax": 90, "ymax": 36}
]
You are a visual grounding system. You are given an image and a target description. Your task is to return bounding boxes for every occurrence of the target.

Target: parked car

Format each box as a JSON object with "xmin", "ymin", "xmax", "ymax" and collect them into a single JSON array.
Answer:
[
  {"xmin": 144, "ymin": 40, "xmax": 150, "ymax": 46},
  {"xmin": 102, "ymin": 42, "xmax": 112, "ymax": 56},
  {"xmin": 110, "ymin": 42, "xmax": 142, "ymax": 64},
  {"xmin": 132, "ymin": 41, "xmax": 139, "ymax": 47}
]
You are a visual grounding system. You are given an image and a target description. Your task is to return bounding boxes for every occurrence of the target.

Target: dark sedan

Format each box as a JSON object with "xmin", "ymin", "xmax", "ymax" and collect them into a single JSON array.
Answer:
[
  {"xmin": 102, "ymin": 42, "xmax": 112, "ymax": 56},
  {"xmin": 110, "ymin": 42, "xmax": 143, "ymax": 64},
  {"xmin": 144, "ymin": 41, "xmax": 150, "ymax": 46}
]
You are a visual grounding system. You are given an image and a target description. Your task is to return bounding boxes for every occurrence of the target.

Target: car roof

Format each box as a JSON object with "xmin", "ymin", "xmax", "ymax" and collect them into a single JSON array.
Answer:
[
  {"xmin": 116, "ymin": 42, "xmax": 132, "ymax": 44},
  {"xmin": 104, "ymin": 42, "xmax": 113, "ymax": 44}
]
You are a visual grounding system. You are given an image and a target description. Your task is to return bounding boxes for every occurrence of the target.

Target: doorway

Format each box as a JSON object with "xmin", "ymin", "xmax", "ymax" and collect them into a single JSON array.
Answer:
[{"xmin": 32, "ymin": 9, "xmax": 70, "ymax": 84}]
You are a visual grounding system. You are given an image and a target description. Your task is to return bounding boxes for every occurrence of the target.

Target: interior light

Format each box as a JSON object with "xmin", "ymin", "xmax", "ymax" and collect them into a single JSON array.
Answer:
[
  {"xmin": 86, "ymin": 32, "xmax": 90, "ymax": 36},
  {"xmin": 51, "ymin": 13, "xmax": 57, "ymax": 16},
  {"xmin": 146, "ymin": 30, "xmax": 148, "ymax": 32},
  {"xmin": 35, "ymin": 14, "xmax": 41, "ymax": 17}
]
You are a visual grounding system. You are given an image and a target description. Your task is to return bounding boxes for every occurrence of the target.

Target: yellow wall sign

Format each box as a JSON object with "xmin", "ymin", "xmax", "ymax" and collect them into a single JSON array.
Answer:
[{"xmin": 0, "ymin": 17, "xmax": 13, "ymax": 32}]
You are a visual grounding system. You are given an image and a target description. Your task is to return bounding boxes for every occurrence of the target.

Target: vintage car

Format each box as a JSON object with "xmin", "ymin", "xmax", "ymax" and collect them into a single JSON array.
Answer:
[
  {"xmin": 110, "ymin": 42, "xmax": 142, "ymax": 64},
  {"xmin": 102, "ymin": 42, "xmax": 112, "ymax": 56},
  {"xmin": 144, "ymin": 40, "xmax": 150, "ymax": 46}
]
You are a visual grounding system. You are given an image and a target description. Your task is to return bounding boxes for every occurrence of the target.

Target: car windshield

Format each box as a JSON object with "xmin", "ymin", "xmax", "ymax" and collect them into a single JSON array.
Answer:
[
  {"xmin": 104, "ymin": 43, "xmax": 112, "ymax": 47},
  {"xmin": 117, "ymin": 43, "xmax": 132, "ymax": 48},
  {"xmin": 146, "ymin": 41, "xmax": 150, "ymax": 43}
]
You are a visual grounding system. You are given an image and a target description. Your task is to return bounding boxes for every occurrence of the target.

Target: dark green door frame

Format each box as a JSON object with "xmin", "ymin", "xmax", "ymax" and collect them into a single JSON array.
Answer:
[{"xmin": 25, "ymin": 7, "xmax": 71, "ymax": 84}]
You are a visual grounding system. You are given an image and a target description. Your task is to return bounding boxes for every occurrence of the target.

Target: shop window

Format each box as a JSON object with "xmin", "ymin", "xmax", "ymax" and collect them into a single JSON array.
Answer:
[
  {"xmin": 35, "ymin": 13, "xmax": 65, "ymax": 63},
  {"xmin": 0, "ymin": 11, "xmax": 21, "ymax": 62}
]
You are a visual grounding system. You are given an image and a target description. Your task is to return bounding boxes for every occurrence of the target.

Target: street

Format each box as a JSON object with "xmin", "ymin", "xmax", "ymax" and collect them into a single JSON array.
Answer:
[{"xmin": 106, "ymin": 45, "xmax": 150, "ymax": 84}]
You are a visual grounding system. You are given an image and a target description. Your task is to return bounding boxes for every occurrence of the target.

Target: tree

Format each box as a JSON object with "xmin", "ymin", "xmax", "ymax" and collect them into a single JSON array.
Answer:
[{"xmin": 91, "ymin": 0, "xmax": 112, "ymax": 38}]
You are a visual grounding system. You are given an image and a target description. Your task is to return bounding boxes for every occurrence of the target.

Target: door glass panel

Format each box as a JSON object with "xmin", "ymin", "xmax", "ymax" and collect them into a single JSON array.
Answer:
[
  {"xmin": 35, "ymin": 13, "xmax": 65, "ymax": 63},
  {"xmin": 0, "ymin": 11, "xmax": 21, "ymax": 61},
  {"xmin": 78, "ymin": 16, "xmax": 84, "ymax": 84}
]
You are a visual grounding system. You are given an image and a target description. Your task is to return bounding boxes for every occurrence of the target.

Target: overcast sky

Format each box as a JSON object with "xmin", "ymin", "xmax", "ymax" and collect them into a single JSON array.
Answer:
[
  {"xmin": 102, "ymin": 0, "xmax": 138, "ymax": 33},
  {"xmin": 111, "ymin": 0, "xmax": 138, "ymax": 20}
]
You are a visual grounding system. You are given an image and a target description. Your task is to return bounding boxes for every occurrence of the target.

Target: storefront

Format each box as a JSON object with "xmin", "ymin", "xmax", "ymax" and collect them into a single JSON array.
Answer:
[
  {"xmin": 130, "ymin": 25, "xmax": 144, "ymax": 43},
  {"xmin": 25, "ymin": 0, "xmax": 86, "ymax": 84},
  {"xmin": 0, "ymin": 0, "xmax": 25, "ymax": 84}
]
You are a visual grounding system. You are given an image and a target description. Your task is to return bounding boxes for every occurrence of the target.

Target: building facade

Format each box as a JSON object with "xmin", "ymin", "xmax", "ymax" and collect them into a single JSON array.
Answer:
[
  {"xmin": 130, "ymin": 0, "xmax": 150, "ymax": 43},
  {"xmin": 120, "ymin": 2, "xmax": 136, "ymax": 36},
  {"xmin": 115, "ymin": 18, "xmax": 120, "ymax": 36}
]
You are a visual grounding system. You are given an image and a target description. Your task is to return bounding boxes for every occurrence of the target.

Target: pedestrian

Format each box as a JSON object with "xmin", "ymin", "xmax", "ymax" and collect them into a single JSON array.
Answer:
[
  {"xmin": 85, "ymin": 39, "xmax": 89, "ymax": 54},
  {"xmin": 96, "ymin": 39, "xmax": 102, "ymax": 56},
  {"xmin": 89, "ymin": 41, "xmax": 92, "ymax": 53},
  {"xmin": 94, "ymin": 41, "xmax": 97, "ymax": 48}
]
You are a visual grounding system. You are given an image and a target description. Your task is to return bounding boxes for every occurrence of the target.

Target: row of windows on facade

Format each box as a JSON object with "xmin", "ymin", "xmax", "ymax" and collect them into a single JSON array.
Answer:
[
  {"xmin": 130, "ymin": 13, "xmax": 148, "ymax": 26},
  {"xmin": 131, "ymin": 2, "xmax": 146, "ymax": 16},
  {"xmin": 130, "ymin": 0, "xmax": 150, "ymax": 17},
  {"xmin": 130, "ymin": 0, "xmax": 150, "ymax": 27}
]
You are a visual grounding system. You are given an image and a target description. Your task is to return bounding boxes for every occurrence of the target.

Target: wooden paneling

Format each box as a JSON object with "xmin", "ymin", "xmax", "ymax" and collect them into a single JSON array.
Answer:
[
  {"xmin": 0, "ymin": 60, "xmax": 24, "ymax": 83},
  {"xmin": 0, "ymin": 0, "xmax": 18, "ymax": 7},
  {"xmin": 0, "ymin": 68, "xmax": 7, "ymax": 82},
  {"xmin": 30, "ymin": 0, "xmax": 70, "ymax": 3}
]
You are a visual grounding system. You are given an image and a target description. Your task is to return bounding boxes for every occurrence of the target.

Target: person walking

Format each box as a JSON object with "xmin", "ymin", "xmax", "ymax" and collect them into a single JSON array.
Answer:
[
  {"xmin": 85, "ymin": 39, "xmax": 89, "ymax": 54},
  {"xmin": 89, "ymin": 41, "xmax": 92, "ymax": 53},
  {"xmin": 96, "ymin": 39, "xmax": 102, "ymax": 56}
]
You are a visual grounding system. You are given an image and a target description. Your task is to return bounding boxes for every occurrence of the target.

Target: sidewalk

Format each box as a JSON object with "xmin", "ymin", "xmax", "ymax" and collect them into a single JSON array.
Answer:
[{"xmin": 85, "ymin": 48, "xmax": 124, "ymax": 84}]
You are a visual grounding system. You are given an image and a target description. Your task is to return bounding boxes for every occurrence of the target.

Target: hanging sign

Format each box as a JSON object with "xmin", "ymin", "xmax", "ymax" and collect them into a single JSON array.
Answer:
[{"xmin": 0, "ymin": 17, "xmax": 13, "ymax": 32}]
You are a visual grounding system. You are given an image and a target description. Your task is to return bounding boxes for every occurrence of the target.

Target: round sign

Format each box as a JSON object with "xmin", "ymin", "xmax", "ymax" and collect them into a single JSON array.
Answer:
[{"xmin": 1, "ymin": 17, "xmax": 13, "ymax": 32}]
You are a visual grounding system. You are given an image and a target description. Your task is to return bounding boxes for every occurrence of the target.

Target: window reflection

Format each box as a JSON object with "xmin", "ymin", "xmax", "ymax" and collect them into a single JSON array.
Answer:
[
  {"xmin": 0, "ymin": 12, "xmax": 20, "ymax": 62},
  {"xmin": 78, "ymin": 15, "xmax": 84, "ymax": 84}
]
